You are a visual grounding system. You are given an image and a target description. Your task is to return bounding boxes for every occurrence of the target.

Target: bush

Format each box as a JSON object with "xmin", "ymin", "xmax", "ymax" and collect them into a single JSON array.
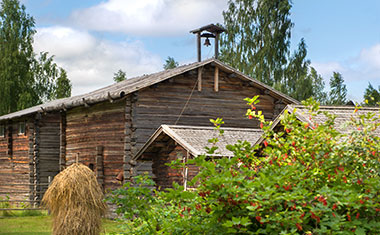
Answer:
[{"xmin": 110, "ymin": 97, "xmax": 380, "ymax": 234}]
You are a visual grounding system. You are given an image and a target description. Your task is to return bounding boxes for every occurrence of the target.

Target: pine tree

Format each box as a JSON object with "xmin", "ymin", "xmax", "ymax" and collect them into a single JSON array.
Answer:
[
  {"xmin": 113, "ymin": 69, "xmax": 127, "ymax": 83},
  {"xmin": 163, "ymin": 56, "xmax": 179, "ymax": 70},
  {"xmin": 328, "ymin": 72, "xmax": 347, "ymax": 105},
  {"xmin": 363, "ymin": 83, "xmax": 380, "ymax": 106}
]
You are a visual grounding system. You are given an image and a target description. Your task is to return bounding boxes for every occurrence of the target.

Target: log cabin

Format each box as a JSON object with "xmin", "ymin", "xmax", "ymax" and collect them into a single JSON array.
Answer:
[
  {"xmin": 0, "ymin": 24, "xmax": 300, "ymax": 202},
  {"xmin": 0, "ymin": 58, "xmax": 298, "ymax": 202},
  {"xmin": 133, "ymin": 125, "xmax": 263, "ymax": 189}
]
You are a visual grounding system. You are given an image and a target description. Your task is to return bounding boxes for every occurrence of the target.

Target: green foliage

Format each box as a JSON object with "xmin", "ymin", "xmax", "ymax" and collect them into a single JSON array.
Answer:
[
  {"xmin": 54, "ymin": 68, "xmax": 71, "ymax": 99},
  {"xmin": 219, "ymin": 0, "xmax": 327, "ymax": 103},
  {"xmin": 328, "ymin": 72, "xmax": 347, "ymax": 105},
  {"xmin": 363, "ymin": 83, "xmax": 380, "ymax": 106},
  {"xmin": 111, "ymin": 97, "xmax": 380, "ymax": 234},
  {"xmin": 113, "ymin": 69, "xmax": 127, "ymax": 83},
  {"xmin": 220, "ymin": 0, "xmax": 292, "ymax": 86},
  {"xmin": 33, "ymin": 52, "xmax": 71, "ymax": 101},
  {"xmin": 163, "ymin": 56, "xmax": 179, "ymax": 70},
  {"xmin": 0, "ymin": 0, "xmax": 71, "ymax": 115}
]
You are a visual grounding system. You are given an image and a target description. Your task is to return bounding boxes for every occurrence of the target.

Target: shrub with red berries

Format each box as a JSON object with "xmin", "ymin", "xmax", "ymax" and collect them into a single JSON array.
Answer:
[{"xmin": 110, "ymin": 97, "xmax": 380, "ymax": 234}]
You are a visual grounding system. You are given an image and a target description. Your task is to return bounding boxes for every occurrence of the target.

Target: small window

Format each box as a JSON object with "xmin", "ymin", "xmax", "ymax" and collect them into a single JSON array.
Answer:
[
  {"xmin": 18, "ymin": 122, "xmax": 26, "ymax": 135},
  {"xmin": 0, "ymin": 125, "xmax": 4, "ymax": 137}
]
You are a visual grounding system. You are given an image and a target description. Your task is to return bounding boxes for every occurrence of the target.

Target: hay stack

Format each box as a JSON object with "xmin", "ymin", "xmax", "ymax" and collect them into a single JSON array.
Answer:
[{"xmin": 42, "ymin": 163, "xmax": 107, "ymax": 235}]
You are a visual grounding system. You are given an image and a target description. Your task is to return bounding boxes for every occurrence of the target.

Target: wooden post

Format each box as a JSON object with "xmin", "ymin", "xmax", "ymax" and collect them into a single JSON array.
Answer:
[
  {"xmin": 123, "ymin": 95, "xmax": 134, "ymax": 183},
  {"xmin": 214, "ymin": 67, "xmax": 219, "ymax": 92},
  {"xmin": 96, "ymin": 146, "xmax": 104, "ymax": 190},
  {"xmin": 33, "ymin": 114, "xmax": 41, "ymax": 204},
  {"xmin": 215, "ymin": 33, "xmax": 219, "ymax": 59},
  {"xmin": 183, "ymin": 151, "xmax": 189, "ymax": 191},
  {"xmin": 197, "ymin": 32, "xmax": 201, "ymax": 62},
  {"xmin": 59, "ymin": 112, "xmax": 66, "ymax": 171},
  {"xmin": 28, "ymin": 121, "xmax": 35, "ymax": 204},
  {"xmin": 197, "ymin": 67, "xmax": 202, "ymax": 92},
  {"xmin": 6, "ymin": 124, "xmax": 12, "ymax": 157}
]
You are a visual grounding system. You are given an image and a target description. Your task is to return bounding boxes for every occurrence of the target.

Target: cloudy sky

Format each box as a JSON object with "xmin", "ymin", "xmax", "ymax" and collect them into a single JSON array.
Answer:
[{"xmin": 22, "ymin": 0, "xmax": 380, "ymax": 102}]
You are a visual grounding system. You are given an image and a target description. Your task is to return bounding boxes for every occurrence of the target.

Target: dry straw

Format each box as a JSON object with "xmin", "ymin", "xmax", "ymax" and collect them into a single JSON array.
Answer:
[{"xmin": 42, "ymin": 163, "xmax": 107, "ymax": 235}]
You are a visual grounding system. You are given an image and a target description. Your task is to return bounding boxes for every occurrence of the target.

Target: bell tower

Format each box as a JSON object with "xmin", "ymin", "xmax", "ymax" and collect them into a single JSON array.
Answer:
[{"xmin": 190, "ymin": 24, "xmax": 226, "ymax": 62}]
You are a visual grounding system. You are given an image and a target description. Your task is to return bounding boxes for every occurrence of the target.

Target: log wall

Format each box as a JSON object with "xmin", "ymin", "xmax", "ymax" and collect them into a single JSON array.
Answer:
[
  {"xmin": 65, "ymin": 101, "xmax": 125, "ymax": 191},
  {"xmin": 150, "ymin": 142, "xmax": 198, "ymax": 190},
  {"xmin": 37, "ymin": 113, "xmax": 61, "ymax": 194},
  {"xmin": 132, "ymin": 65, "xmax": 282, "ymax": 158},
  {"xmin": 0, "ymin": 120, "xmax": 32, "ymax": 201}
]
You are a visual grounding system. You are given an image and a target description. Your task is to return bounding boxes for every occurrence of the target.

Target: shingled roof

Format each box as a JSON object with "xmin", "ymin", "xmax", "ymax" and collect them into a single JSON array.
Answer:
[
  {"xmin": 134, "ymin": 125, "xmax": 264, "ymax": 159},
  {"xmin": 0, "ymin": 58, "xmax": 298, "ymax": 121},
  {"xmin": 289, "ymin": 105, "xmax": 380, "ymax": 135},
  {"xmin": 268, "ymin": 105, "xmax": 380, "ymax": 136}
]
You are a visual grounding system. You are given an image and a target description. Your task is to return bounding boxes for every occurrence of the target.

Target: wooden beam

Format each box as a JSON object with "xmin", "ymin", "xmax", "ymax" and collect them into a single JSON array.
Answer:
[
  {"xmin": 214, "ymin": 67, "xmax": 219, "ymax": 92},
  {"xmin": 96, "ymin": 145, "xmax": 104, "ymax": 190},
  {"xmin": 59, "ymin": 113, "xmax": 66, "ymax": 171},
  {"xmin": 197, "ymin": 32, "xmax": 201, "ymax": 62},
  {"xmin": 215, "ymin": 32, "xmax": 219, "ymax": 59},
  {"xmin": 197, "ymin": 67, "xmax": 202, "ymax": 92}
]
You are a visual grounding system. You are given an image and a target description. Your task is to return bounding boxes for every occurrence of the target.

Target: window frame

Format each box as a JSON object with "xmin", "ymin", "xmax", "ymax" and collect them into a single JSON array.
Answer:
[
  {"xmin": 18, "ymin": 122, "xmax": 26, "ymax": 136},
  {"xmin": 0, "ymin": 125, "xmax": 4, "ymax": 137}
]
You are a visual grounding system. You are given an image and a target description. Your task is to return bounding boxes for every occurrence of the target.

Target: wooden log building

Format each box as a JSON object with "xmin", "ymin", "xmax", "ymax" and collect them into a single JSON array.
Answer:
[
  {"xmin": 133, "ymin": 125, "xmax": 264, "ymax": 189},
  {"xmin": 0, "ymin": 58, "xmax": 298, "ymax": 202},
  {"xmin": 0, "ymin": 24, "xmax": 300, "ymax": 202}
]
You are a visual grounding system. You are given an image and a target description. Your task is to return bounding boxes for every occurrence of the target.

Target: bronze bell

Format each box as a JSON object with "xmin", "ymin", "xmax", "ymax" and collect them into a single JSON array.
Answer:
[{"xmin": 204, "ymin": 37, "xmax": 211, "ymax": 47}]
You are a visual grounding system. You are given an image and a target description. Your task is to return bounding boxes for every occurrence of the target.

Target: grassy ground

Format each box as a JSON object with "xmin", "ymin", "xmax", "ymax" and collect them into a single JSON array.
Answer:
[{"xmin": 0, "ymin": 215, "xmax": 124, "ymax": 235}]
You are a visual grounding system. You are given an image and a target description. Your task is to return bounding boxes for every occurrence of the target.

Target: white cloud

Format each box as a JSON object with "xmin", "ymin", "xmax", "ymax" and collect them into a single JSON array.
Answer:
[
  {"xmin": 69, "ymin": 0, "xmax": 227, "ymax": 36},
  {"xmin": 34, "ymin": 26, "xmax": 162, "ymax": 95},
  {"xmin": 311, "ymin": 43, "xmax": 380, "ymax": 102},
  {"xmin": 359, "ymin": 44, "xmax": 380, "ymax": 69},
  {"xmin": 311, "ymin": 61, "xmax": 345, "ymax": 80}
]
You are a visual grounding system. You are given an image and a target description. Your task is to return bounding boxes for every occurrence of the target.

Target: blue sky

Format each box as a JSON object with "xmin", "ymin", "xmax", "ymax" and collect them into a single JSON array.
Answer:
[{"xmin": 21, "ymin": 0, "xmax": 380, "ymax": 102}]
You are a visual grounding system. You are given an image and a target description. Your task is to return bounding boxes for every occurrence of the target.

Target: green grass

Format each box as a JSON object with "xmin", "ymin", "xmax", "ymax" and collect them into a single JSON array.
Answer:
[{"xmin": 0, "ymin": 215, "xmax": 124, "ymax": 234}]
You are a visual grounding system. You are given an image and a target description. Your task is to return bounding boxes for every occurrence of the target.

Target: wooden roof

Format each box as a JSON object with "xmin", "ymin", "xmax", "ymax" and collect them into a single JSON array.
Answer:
[
  {"xmin": 256, "ymin": 105, "xmax": 380, "ymax": 145},
  {"xmin": 0, "ymin": 58, "xmax": 299, "ymax": 121},
  {"xmin": 134, "ymin": 125, "xmax": 264, "ymax": 160},
  {"xmin": 288, "ymin": 105, "xmax": 380, "ymax": 135},
  {"xmin": 190, "ymin": 24, "xmax": 226, "ymax": 34}
]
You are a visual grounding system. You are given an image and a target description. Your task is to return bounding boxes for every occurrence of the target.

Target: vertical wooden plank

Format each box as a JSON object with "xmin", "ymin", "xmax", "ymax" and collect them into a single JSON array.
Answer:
[
  {"xmin": 28, "ymin": 120, "xmax": 35, "ymax": 203},
  {"xmin": 197, "ymin": 67, "xmax": 202, "ymax": 92},
  {"xmin": 215, "ymin": 33, "xmax": 219, "ymax": 59},
  {"xmin": 33, "ymin": 114, "xmax": 40, "ymax": 204},
  {"xmin": 214, "ymin": 67, "xmax": 219, "ymax": 92},
  {"xmin": 197, "ymin": 32, "xmax": 201, "ymax": 62},
  {"xmin": 59, "ymin": 112, "xmax": 66, "ymax": 171},
  {"xmin": 123, "ymin": 95, "xmax": 133, "ymax": 183},
  {"xmin": 6, "ymin": 124, "xmax": 12, "ymax": 157},
  {"xmin": 96, "ymin": 145, "xmax": 104, "ymax": 190}
]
